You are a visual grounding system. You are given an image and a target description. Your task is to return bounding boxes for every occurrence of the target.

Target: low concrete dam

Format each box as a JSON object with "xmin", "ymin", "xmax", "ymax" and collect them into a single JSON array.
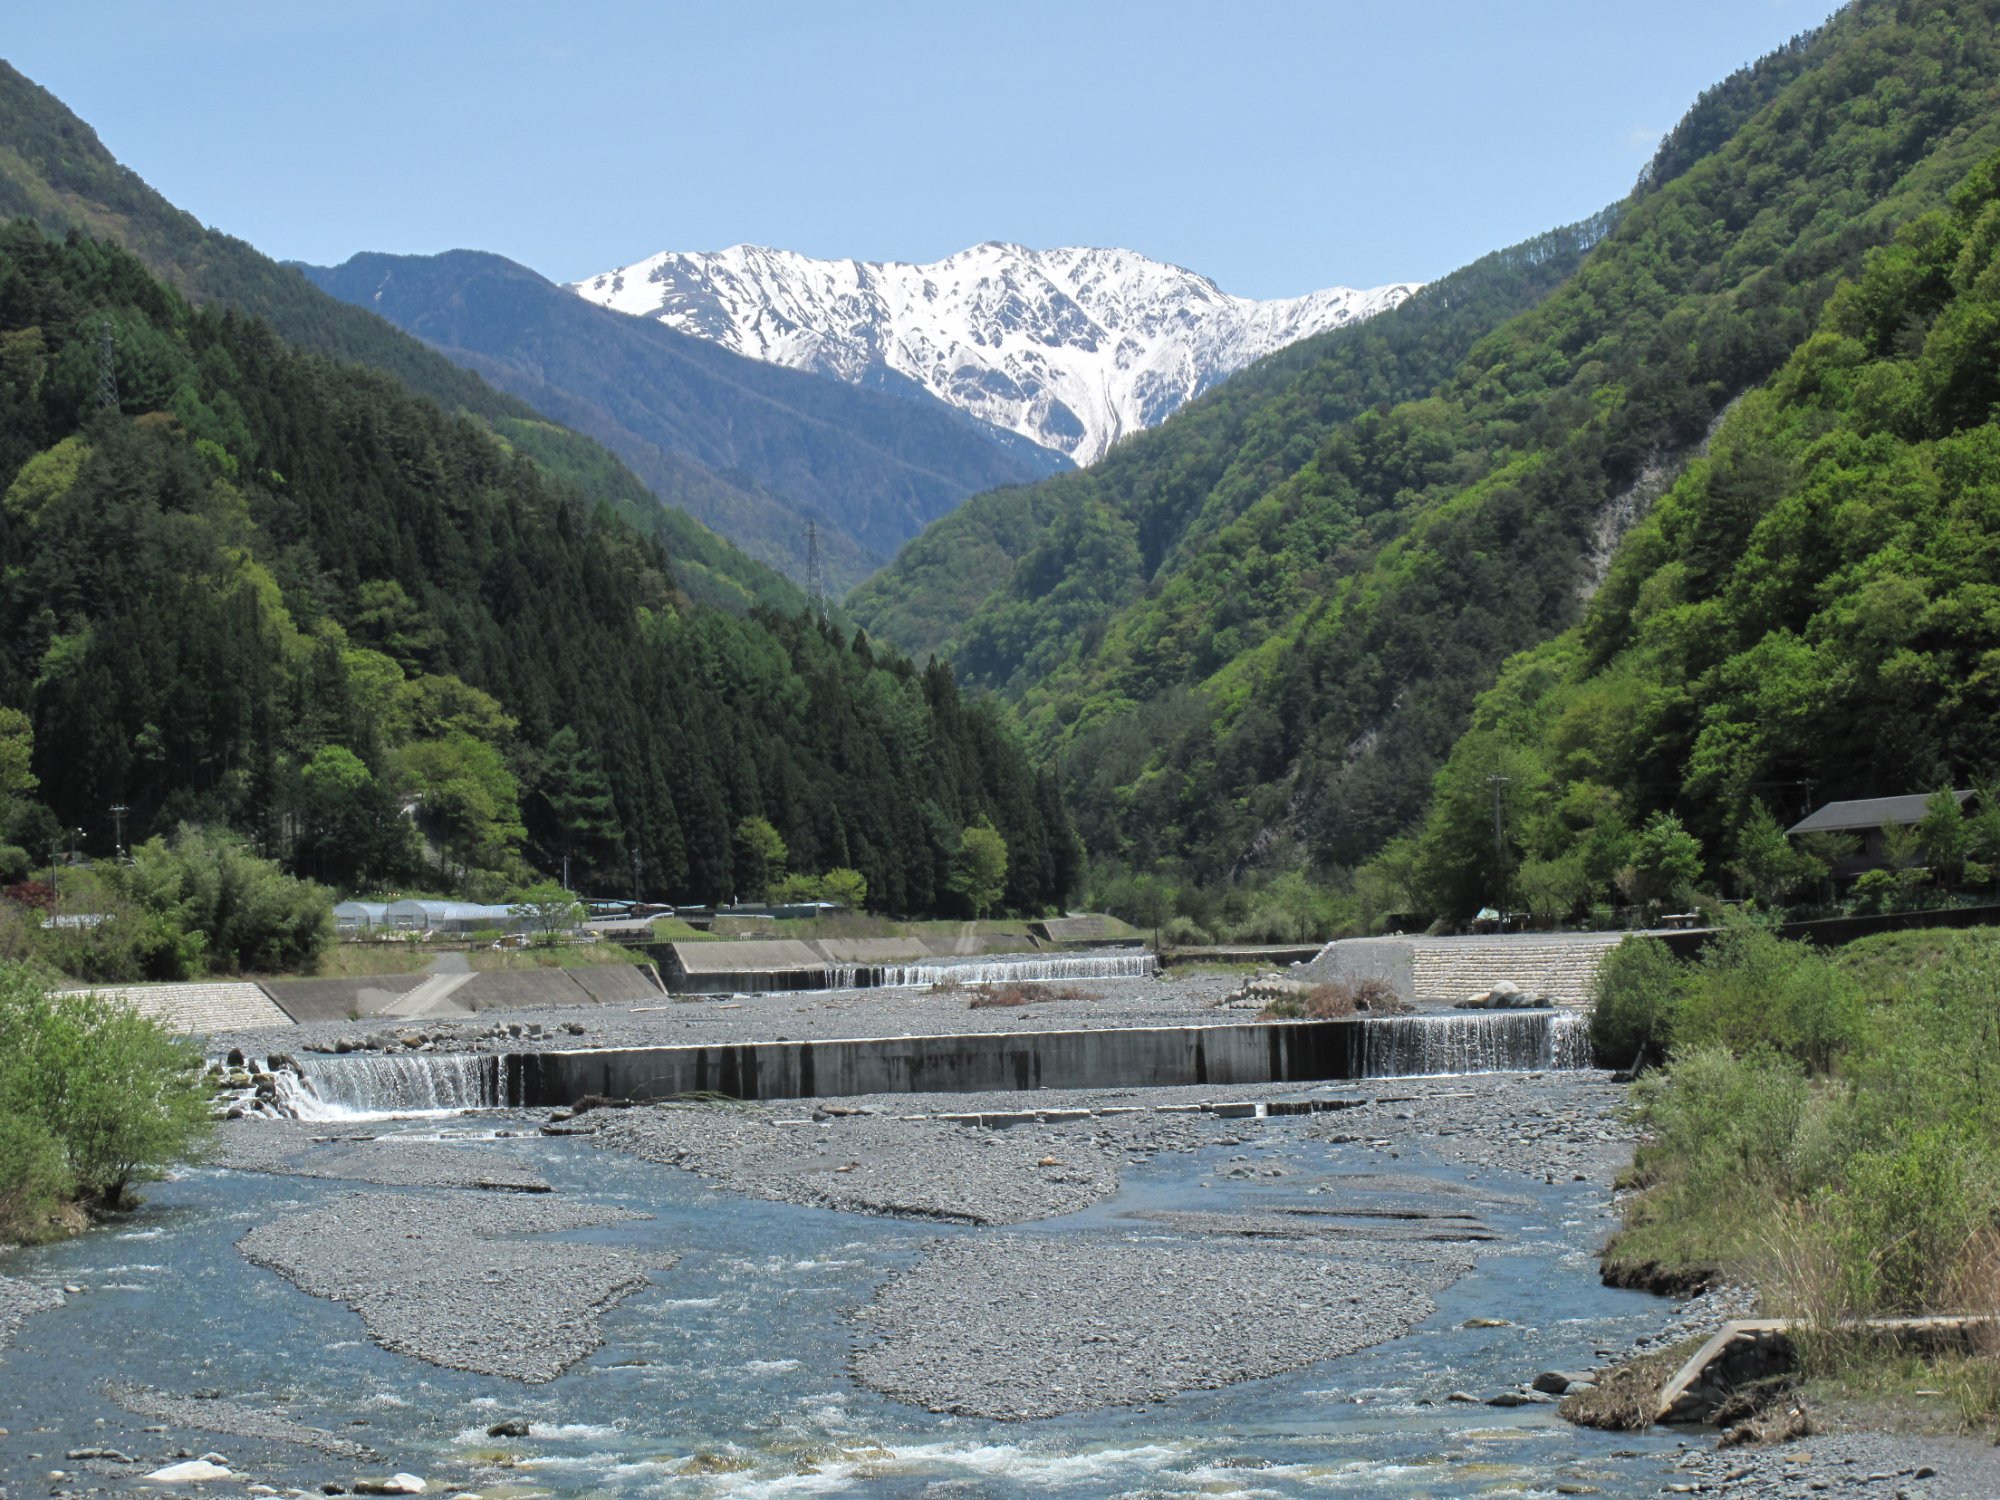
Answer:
[{"xmin": 278, "ymin": 1010, "xmax": 1591, "ymax": 1117}]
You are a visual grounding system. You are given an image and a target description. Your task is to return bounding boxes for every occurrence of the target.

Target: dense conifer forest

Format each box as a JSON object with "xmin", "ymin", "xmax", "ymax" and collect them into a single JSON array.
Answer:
[{"xmin": 0, "ymin": 225, "xmax": 1079, "ymax": 913}]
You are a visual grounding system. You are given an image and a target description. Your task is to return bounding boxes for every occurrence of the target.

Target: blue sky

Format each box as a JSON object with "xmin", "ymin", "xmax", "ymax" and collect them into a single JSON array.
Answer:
[{"xmin": 9, "ymin": 1, "xmax": 1837, "ymax": 297}]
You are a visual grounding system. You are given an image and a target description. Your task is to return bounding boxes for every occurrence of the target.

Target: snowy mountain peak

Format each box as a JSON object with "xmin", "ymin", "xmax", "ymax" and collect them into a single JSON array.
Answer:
[{"xmin": 568, "ymin": 244, "xmax": 1419, "ymax": 465}]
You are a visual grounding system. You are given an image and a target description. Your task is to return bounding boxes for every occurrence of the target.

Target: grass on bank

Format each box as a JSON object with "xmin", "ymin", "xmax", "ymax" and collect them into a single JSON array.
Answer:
[{"xmin": 1590, "ymin": 923, "xmax": 2000, "ymax": 1426}]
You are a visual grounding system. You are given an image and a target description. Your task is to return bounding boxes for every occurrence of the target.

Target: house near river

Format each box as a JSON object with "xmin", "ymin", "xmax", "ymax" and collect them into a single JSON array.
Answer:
[{"xmin": 1786, "ymin": 790, "xmax": 1975, "ymax": 878}]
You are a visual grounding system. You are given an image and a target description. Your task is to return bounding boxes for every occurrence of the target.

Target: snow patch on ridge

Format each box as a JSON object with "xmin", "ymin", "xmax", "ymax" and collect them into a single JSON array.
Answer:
[{"xmin": 568, "ymin": 242, "xmax": 1418, "ymax": 466}]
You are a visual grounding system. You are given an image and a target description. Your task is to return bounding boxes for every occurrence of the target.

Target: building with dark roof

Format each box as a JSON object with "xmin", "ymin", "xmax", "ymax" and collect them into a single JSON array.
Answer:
[{"xmin": 1786, "ymin": 790, "xmax": 1974, "ymax": 876}]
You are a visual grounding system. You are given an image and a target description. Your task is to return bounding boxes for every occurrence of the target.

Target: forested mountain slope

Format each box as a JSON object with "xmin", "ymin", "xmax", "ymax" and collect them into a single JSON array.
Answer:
[
  {"xmin": 847, "ymin": 214, "xmax": 1610, "ymax": 674},
  {"xmin": 1406, "ymin": 148, "xmax": 2000, "ymax": 916},
  {"xmin": 0, "ymin": 225, "xmax": 1078, "ymax": 913},
  {"xmin": 890, "ymin": 0, "xmax": 2000, "ymax": 883},
  {"xmin": 303, "ymin": 250, "xmax": 1065, "ymax": 593},
  {"xmin": 0, "ymin": 60, "xmax": 804, "ymax": 616}
]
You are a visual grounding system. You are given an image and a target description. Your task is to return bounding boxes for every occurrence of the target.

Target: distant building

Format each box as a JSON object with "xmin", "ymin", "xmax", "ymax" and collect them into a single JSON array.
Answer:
[
  {"xmin": 1786, "ymin": 790, "xmax": 1974, "ymax": 876},
  {"xmin": 333, "ymin": 900, "xmax": 389, "ymax": 934},
  {"xmin": 380, "ymin": 899, "xmax": 533, "ymax": 936}
]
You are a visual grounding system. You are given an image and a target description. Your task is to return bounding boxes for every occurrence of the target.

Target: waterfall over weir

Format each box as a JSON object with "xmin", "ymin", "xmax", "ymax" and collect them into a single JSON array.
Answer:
[
  {"xmin": 272, "ymin": 1052, "xmax": 508, "ymax": 1120},
  {"xmin": 830, "ymin": 952, "xmax": 1157, "ymax": 989},
  {"xmin": 270, "ymin": 1009, "xmax": 1594, "ymax": 1117},
  {"xmin": 1356, "ymin": 1011, "xmax": 1592, "ymax": 1078}
]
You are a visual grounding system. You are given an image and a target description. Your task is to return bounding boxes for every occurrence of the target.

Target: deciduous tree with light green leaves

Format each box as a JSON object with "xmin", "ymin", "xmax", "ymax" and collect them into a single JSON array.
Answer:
[
  {"xmin": 950, "ymin": 820, "xmax": 1009, "ymax": 918},
  {"xmin": 0, "ymin": 961, "xmax": 212, "ymax": 1228},
  {"xmin": 1730, "ymin": 800, "xmax": 1816, "ymax": 908},
  {"xmin": 732, "ymin": 816, "xmax": 788, "ymax": 901}
]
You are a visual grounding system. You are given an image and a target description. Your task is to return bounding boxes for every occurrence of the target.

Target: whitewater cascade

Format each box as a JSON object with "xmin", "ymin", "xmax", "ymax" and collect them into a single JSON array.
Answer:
[
  {"xmin": 1353, "ymin": 1011, "xmax": 1592, "ymax": 1078},
  {"xmin": 830, "ymin": 952, "xmax": 1157, "ymax": 989},
  {"xmin": 273, "ymin": 1052, "xmax": 508, "ymax": 1120}
]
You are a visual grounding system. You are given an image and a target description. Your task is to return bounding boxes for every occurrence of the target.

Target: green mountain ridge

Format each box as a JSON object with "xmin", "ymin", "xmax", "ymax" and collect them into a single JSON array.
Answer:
[
  {"xmin": 0, "ymin": 222, "xmax": 1077, "ymax": 914},
  {"xmin": 1406, "ymin": 144, "xmax": 2000, "ymax": 918},
  {"xmin": 300, "ymin": 250, "xmax": 1067, "ymax": 594},
  {"xmin": 0, "ymin": 59, "xmax": 804, "ymax": 618},
  {"xmin": 858, "ymin": 0, "xmax": 2000, "ymax": 890}
]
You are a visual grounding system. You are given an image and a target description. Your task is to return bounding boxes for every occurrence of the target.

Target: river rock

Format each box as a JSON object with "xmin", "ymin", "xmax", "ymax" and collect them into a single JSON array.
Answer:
[
  {"xmin": 144, "ymin": 1460, "xmax": 233, "ymax": 1482},
  {"xmin": 484, "ymin": 1420, "xmax": 530, "ymax": 1438},
  {"xmin": 353, "ymin": 1475, "xmax": 427, "ymax": 1495},
  {"xmin": 1532, "ymin": 1369, "xmax": 1593, "ymax": 1395}
]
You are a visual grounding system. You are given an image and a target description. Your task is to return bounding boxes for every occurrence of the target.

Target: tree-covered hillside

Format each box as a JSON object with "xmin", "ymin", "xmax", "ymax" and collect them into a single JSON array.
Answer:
[
  {"xmin": 0, "ymin": 59, "xmax": 806, "ymax": 618},
  {"xmin": 865, "ymin": 0, "xmax": 2000, "ymax": 890},
  {"xmin": 845, "ymin": 215, "xmax": 1606, "ymax": 668},
  {"xmin": 0, "ymin": 224, "xmax": 1078, "ymax": 913},
  {"xmin": 1404, "ymin": 148, "xmax": 2000, "ymax": 918},
  {"xmin": 302, "ymin": 250, "xmax": 1065, "ymax": 593}
]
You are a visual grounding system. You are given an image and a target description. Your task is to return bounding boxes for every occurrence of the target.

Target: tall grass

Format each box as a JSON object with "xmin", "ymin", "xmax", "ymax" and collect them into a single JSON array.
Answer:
[{"xmin": 1596, "ymin": 923, "xmax": 2000, "ymax": 1417}]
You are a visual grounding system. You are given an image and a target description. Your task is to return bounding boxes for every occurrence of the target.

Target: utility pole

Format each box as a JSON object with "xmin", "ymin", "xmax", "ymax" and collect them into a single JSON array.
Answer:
[
  {"xmin": 630, "ymin": 850, "xmax": 643, "ymax": 905},
  {"xmin": 110, "ymin": 803, "xmax": 129, "ymax": 862},
  {"xmin": 803, "ymin": 521, "xmax": 827, "ymax": 620},
  {"xmin": 561, "ymin": 852, "xmax": 571, "ymax": 893},
  {"xmin": 1487, "ymin": 774, "xmax": 1511, "ymax": 927}
]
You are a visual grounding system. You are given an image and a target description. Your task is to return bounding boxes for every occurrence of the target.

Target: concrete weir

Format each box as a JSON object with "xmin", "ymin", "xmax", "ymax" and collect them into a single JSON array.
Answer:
[{"xmin": 503, "ymin": 1011, "xmax": 1588, "ymax": 1108}]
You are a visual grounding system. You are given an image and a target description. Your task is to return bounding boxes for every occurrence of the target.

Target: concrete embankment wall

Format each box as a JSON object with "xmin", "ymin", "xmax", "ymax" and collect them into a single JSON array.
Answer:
[
  {"xmin": 512, "ymin": 1020, "xmax": 1363, "ymax": 1107},
  {"xmin": 1297, "ymin": 933, "xmax": 1638, "ymax": 1008}
]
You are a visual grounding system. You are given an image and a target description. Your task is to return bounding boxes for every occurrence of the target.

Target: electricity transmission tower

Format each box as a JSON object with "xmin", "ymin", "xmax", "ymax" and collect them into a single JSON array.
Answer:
[
  {"xmin": 95, "ymin": 319, "xmax": 119, "ymax": 411},
  {"xmin": 803, "ymin": 521, "xmax": 827, "ymax": 618}
]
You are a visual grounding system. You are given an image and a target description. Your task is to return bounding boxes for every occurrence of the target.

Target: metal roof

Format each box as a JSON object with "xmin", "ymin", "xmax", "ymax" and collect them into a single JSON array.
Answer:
[
  {"xmin": 382, "ymin": 899, "xmax": 520, "ymax": 921},
  {"xmin": 1787, "ymin": 790, "xmax": 1972, "ymax": 836}
]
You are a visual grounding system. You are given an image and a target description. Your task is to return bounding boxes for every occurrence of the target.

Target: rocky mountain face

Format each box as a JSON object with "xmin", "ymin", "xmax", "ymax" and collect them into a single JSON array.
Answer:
[
  {"xmin": 302, "ymin": 250, "xmax": 1066, "ymax": 592},
  {"xmin": 570, "ymin": 242, "xmax": 1417, "ymax": 465}
]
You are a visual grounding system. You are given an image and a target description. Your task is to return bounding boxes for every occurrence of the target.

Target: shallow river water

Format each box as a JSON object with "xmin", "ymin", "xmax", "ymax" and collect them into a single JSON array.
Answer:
[{"xmin": 0, "ymin": 1097, "xmax": 1705, "ymax": 1498}]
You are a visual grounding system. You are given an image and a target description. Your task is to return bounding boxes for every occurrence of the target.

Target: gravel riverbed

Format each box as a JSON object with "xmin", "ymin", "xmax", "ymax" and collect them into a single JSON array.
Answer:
[
  {"xmin": 236, "ymin": 1191, "xmax": 665, "ymax": 1381},
  {"xmin": 209, "ymin": 971, "xmax": 1248, "ymax": 1061},
  {"xmin": 851, "ymin": 1234, "xmax": 1460, "ymax": 1419},
  {"xmin": 212, "ymin": 1119, "xmax": 551, "ymax": 1192},
  {"xmin": 0, "ymin": 1273, "xmax": 61, "ymax": 1354}
]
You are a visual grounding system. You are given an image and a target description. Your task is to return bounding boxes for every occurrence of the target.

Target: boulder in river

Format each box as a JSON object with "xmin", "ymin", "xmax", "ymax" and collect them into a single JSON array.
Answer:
[
  {"xmin": 144, "ymin": 1460, "xmax": 233, "ymax": 1482},
  {"xmin": 353, "ymin": 1476, "xmax": 427, "ymax": 1495}
]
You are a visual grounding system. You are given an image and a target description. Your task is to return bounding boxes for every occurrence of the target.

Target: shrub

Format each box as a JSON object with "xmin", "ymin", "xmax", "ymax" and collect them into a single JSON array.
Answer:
[
  {"xmin": 124, "ymin": 825, "xmax": 331, "ymax": 974},
  {"xmin": 0, "ymin": 1113, "xmax": 67, "ymax": 1242},
  {"xmin": 1679, "ymin": 924, "xmax": 1866, "ymax": 1073},
  {"xmin": 1824, "ymin": 1127, "xmax": 1991, "ymax": 1315},
  {"xmin": 967, "ymin": 984, "xmax": 1031, "ymax": 1009},
  {"xmin": 0, "ymin": 961, "xmax": 214, "ymax": 1212},
  {"xmin": 1588, "ymin": 935, "xmax": 1683, "ymax": 1068}
]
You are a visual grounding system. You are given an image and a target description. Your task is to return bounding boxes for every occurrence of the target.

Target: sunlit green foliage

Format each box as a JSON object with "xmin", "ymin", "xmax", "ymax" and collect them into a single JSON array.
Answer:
[
  {"xmin": 1411, "ymin": 139, "xmax": 2000, "ymax": 915},
  {"xmin": 0, "ymin": 225, "xmax": 1078, "ymax": 919},
  {"xmin": 0, "ymin": 961, "xmax": 212, "ymax": 1235},
  {"xmin": 863, "ymin": 3, "xmax": 2000, "ymax": 897}
]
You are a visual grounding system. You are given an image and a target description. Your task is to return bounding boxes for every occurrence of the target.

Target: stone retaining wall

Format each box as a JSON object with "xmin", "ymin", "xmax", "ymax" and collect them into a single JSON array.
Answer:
[{"xmin": 1297, "ymin": 933, "xmax": 1637, "ymax": 1008}]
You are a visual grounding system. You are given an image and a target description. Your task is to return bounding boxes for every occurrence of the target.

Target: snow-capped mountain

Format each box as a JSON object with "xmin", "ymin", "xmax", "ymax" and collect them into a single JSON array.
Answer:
[{"xmin": 568, "ymin": 243, "xmax": 1419, "ymax": 466}]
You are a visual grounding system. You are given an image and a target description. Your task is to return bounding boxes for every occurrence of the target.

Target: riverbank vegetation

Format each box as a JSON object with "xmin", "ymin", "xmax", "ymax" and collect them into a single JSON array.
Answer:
[
  {"xmin": 0, "ymin": 960, "xmax": 212, "ymax": 1244},
  {"xmin": 1592, "ymin": 925, "xmax": 2000, "ymax": 1424}
]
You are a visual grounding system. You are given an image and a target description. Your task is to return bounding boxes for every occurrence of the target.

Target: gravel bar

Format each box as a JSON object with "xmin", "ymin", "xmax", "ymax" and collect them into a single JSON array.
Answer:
[
  {"xmin": 104, "ymin": 1382, "xmax": 377, "ymax": 1459},
  {"xmin": 1665, "ymin": 1430, "xmax": 2000, "ymax": 1497},
  {"xmin": 236, "ymin": 1191, "xmax": 663, "ymax": 1382},
  {"xmin": 590, "ymin": 1104, "xmax": 1120, "ymax": 1224},
  {"xmin": 851, "ymin": 1232, "xmax": 1458, "ymax": 1419},
  {"xmin": 0, "ymin": 1271, "xmax": 61, "ymax": 1353},
  {"xmin": 210, "ymin": 971, "xmax": 1248, "ymax": 1059},
  {"xmin": 211, "ymin": 1119, "xmax": 550, "ymax": 1192}
]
